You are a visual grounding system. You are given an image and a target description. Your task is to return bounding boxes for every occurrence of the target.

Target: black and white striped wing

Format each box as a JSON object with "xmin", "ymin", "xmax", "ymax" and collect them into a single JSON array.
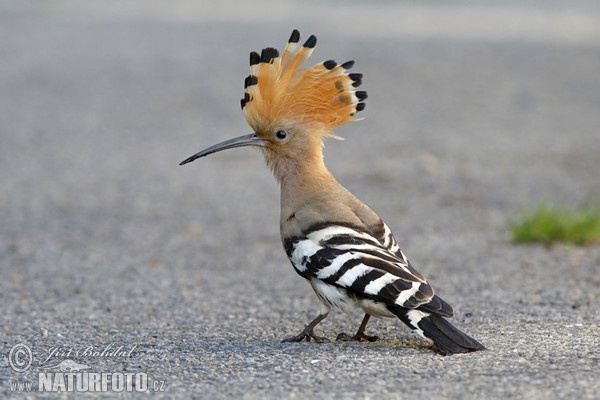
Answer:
[{"xmin": 285, "ymin": 224, "xmax": 445, "ymax": 313}]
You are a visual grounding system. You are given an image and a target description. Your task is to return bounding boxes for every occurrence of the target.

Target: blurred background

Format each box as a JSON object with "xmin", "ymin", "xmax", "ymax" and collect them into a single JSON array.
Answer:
[
  {"xmin": 2, "ymin": 0, "xmax": 598, "ymax": 271},
  {"xmin": 1, "ymin": 0, "xmax": 599, "ymax": 397},
  {"xmin": 2, "ymin": 0, "xmax": 599, "ymax": 233}
]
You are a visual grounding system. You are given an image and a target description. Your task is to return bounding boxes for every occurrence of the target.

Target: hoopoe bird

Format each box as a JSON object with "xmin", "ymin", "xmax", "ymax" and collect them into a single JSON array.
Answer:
[{"xmin": 180, "ymin": 30, "xmax": 485, "ymax": 354}]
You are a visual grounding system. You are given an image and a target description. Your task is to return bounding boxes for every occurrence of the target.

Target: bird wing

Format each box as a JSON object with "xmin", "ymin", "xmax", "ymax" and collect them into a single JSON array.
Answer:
[{"xmin": 285, "ymin": 223, "xmax": 445, "ymax": 312}]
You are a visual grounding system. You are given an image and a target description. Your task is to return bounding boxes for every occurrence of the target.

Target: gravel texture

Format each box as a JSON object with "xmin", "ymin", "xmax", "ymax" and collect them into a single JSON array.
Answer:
[{"xmin": 1, "ymin": 1, "xmax": 599, "ymax": 398}]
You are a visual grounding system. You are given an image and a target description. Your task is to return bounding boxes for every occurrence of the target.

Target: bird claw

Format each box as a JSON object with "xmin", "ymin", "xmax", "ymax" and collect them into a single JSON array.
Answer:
[
  {"xmin": 282, "ymin": 331, "xmax": 330, "ymax": 343},
  {"xmin": 336, "ymin": 332, "xmax": 379, "ymax": 342}
]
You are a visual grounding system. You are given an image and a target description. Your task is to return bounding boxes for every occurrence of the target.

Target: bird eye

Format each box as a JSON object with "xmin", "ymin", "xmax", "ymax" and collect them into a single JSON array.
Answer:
[{"xmin": 275, "ymin": 129, "xmax": 287, "ymax": 140}]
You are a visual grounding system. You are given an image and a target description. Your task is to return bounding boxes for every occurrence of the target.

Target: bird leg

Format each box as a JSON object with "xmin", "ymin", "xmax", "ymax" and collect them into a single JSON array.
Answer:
[
  {"xmin": 282, "ymin": 313, "xmax": 330, "ymax": 343},
  {"xmin": 336, "ymin": 313, "xmax": 379, "ymax": 342}
]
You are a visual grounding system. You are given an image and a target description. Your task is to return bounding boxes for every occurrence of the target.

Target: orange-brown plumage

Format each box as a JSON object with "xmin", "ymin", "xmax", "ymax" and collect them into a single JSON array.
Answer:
[{"xmin": 241, "ymin": 30, "xmax": 366, "ymax": 137}]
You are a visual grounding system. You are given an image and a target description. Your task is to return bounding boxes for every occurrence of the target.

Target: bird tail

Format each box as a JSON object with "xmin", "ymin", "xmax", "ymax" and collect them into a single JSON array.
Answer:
[{"xmin": 390, "ymin": 307, "xmax": 486, "ymax": 355}]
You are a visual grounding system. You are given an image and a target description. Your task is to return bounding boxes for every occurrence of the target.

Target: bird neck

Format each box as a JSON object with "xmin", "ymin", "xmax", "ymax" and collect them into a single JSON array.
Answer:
[
  {"xmin": 273, "ymin": 149, "xmax": 337, "ymax": 219},
  {"xmin": 281, "ymin": 154, "xmax": 333, "ymax": 194},
  {"xmin": 274, "ymin": 148, "xmax": 384, "ymax": 240}
]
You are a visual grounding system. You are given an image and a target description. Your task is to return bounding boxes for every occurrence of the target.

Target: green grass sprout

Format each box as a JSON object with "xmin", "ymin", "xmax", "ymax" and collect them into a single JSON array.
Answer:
[{"xmin": 509, "ymin": 198, "xmax": 600, "ymax": 245}]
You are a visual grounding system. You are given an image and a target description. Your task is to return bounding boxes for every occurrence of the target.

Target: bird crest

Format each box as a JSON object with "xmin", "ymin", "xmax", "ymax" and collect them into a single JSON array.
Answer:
[{"xmin": 241, "ymin": 30, "xmax": 367, "ymax": 138}]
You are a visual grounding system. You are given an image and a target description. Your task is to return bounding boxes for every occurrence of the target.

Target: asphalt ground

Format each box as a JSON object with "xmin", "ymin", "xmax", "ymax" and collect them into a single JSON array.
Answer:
[{"xmin": 1, "ymin": 1, "xmax": 599, "ymax": 398}]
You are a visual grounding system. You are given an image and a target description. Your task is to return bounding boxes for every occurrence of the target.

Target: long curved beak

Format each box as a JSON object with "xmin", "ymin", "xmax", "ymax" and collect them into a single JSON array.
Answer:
[{"xmin": 179, "ymin": 133, "xmax": 267, "ymax": 166}]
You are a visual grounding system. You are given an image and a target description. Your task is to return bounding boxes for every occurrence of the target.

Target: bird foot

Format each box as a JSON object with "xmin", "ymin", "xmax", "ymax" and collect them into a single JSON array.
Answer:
[
  {"xmin": 336, "ymin": 332, "xmax": 379, "ymax": 342},
  {"xmin": 282, "ymin": 329, "xmax": 330, "ymax": 343}
]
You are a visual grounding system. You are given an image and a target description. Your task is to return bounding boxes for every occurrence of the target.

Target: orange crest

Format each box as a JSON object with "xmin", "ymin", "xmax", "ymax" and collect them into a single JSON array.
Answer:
[{"xmin": 241, "ymin": 30, "xmax": 367, "ymax": 136}]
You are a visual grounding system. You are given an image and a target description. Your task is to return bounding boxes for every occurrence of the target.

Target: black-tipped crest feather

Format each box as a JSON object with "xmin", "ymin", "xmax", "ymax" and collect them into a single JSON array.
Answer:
[
  {"xmin": 341, "ymin": 60, "xmax": 355, "ymax": 70},
  {"xmin": 260, "ymin": 47, "xmax": 279, "ymax": 63},
  {"xmin": 303, "ymin": 35, "xmax": 317, "ymax": 48},
  {"xmin": 288, "ymin": 29, "xmax": 300, "ymax": 43},
  {"xmin": 323, "ymin": 60, "xmax": 337, "ymax": 70},
  {"xmin": 356, "ymin": 91, "xmax": 368, "ymax": 101},
  {"xmin": 241, "ymin": 30, "xmax": 368, "ymax": 133}
]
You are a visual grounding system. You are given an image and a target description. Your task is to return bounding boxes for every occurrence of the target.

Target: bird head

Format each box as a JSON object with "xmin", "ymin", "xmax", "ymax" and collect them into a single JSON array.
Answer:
[{"xmin": 180, "ymin": 30, "xmax": 366, "ymax": 180}]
